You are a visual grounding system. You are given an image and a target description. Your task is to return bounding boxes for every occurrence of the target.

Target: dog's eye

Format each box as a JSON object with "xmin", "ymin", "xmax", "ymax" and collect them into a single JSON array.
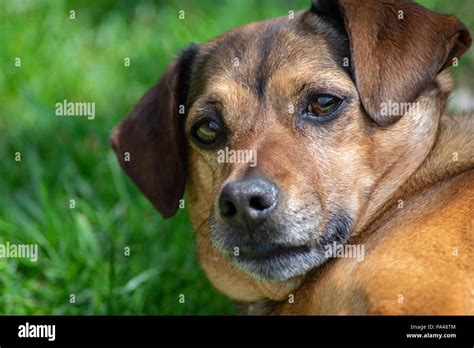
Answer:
[
  {"xmin": 190, "ymin": 117, "xmax": 225, "ymax": 147},
  {"xmin": 306, "ymin": 94, "xmax": 342, "ymax": 117}
]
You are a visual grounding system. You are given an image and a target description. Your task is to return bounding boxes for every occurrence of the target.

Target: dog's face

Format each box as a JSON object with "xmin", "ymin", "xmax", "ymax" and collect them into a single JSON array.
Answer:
[
  {"xmin": 186, "ymin": 13, "xmax": 360, "ymax": 283},
  {"xmin": 111, "ymin": 1, "xmax": 471, "ymax": 300}
]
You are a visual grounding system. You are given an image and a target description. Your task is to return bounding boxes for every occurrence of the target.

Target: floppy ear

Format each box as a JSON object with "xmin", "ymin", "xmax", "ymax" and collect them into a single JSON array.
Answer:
[
  {"xmin": 311, "ymin": 0, "xmax": 472, "ymax": 125},
  {"xmin": 110, "ymin": 44, "xmax": 198, "ymax": 218}
]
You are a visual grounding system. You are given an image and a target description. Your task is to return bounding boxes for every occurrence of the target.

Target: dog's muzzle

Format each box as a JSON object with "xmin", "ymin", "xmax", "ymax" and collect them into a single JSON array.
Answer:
[{"xmin": 209, "ymin": 175, "xmax": 352, "ymax": 281}]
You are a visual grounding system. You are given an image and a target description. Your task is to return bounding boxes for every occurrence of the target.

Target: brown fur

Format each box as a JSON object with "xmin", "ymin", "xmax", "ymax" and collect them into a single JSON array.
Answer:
[
  {"xmin": 111, "ymin": 1, "xmax": 473, "ymax": 314},
  {"xmin": 253, "ymin": 111, "xmax": 474, "ymax": 314}
]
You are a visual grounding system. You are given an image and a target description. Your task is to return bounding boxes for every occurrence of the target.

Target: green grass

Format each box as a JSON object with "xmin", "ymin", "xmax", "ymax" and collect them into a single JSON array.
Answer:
[{"xmin": 0, "ymin": 0, "xmax": 472, "ymax": 315}]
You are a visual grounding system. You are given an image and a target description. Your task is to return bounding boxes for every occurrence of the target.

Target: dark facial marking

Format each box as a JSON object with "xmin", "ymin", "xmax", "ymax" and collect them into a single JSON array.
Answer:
[
  {"xmin": 177, "ymin": 44, "xmax": 199, "ymax": 113},
  {"xmin": 320, "ymin": 212, "xmax": 353, "ymax": 246},
  {"xmin": 253, "ymin": 22, "xmax": 285, "ymax": 100}
]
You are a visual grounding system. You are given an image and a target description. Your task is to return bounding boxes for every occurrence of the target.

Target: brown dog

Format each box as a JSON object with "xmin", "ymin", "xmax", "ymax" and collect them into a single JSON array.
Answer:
[{"xmin": 111, "ymin": 0, "xmax": 474, "ymax": 314}]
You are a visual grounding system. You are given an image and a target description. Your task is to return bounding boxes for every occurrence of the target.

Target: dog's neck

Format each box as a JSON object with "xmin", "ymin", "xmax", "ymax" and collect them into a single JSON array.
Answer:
[
  {"xmin": 359, "ymin": 111, "xmax": 473, "ymax": 238},
  {"xmin": 351, "ymin": 70, "xmax": 473, "ymax": 237},
  {"xmin": 399, "ymin": 112, "xmax": 473, "ymax": 197}
]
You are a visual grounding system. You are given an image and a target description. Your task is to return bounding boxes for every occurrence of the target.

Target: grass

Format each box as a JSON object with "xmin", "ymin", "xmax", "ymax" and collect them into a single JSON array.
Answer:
[{"xmin": 0, "ymin": 0, "xmax": 472, "ymax": 315}]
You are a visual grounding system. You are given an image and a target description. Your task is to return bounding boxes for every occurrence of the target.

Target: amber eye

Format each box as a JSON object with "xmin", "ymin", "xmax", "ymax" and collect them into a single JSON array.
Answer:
[
  {"xmin": 190, "ymin": 117, "xmax": 225, "ymax": 147},
  {"xmin": 306, "ymin": 94, "xmax": 342, "ymax": 117}
]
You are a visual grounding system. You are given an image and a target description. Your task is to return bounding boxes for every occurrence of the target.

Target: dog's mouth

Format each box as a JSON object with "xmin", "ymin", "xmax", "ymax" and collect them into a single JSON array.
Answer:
[
  {"xmin": 218, "ymin": 242, "xmax": 324, "ymax": 282},
  {"xmin": 235, "ymin": 243, "xmax": 311, "ymax": 260},
  {"xmin": 209, "ymin": 212, "xmax": 353, "ymax": 282}
]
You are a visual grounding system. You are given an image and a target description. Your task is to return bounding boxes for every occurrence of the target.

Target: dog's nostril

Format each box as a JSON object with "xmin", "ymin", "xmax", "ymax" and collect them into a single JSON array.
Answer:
[
  {"xmin": 221, "ymin": 200, "xmax": 237, "ymax": 217},
  {"xmin": 249, "ymin": 195, "xmax": 271, "ymax": 211},
  {"xmin": 219, "ymin": 177, "xmax": 279, "ymax": 223}
]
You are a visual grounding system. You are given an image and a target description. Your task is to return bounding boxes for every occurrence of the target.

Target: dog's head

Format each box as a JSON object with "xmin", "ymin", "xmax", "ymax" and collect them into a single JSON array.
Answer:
[{"xmin": 111, "ymin": 0, "xmax": 471, "ymax": 300}]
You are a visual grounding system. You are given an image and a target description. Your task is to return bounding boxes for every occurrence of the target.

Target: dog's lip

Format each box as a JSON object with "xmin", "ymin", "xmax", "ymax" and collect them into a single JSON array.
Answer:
[
  {"xmin": 232, "ymin": 243, "xmax": 312, "ymax": 260},
  {"xmin": 223, "ymin": 242, "xmax": 318, "ymax": 281}
]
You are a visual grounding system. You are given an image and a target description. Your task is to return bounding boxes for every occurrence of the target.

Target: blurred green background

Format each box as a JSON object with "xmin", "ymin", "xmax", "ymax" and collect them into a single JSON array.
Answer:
[{"xmin": 0, "ymin": 0, "xmax": 472, "ymax": 315}]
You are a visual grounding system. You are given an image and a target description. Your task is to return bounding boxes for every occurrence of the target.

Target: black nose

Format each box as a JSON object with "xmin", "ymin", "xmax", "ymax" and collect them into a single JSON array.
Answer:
[{"xmin": 218, "ymin": 176, "xmax": 279, "ymax": 228}]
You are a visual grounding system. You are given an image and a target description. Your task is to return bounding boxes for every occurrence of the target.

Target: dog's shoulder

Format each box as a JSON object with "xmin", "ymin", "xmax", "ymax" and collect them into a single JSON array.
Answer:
[{"xmin": 362, "ymin": 169, "xmax": 473, "ymax": 314}]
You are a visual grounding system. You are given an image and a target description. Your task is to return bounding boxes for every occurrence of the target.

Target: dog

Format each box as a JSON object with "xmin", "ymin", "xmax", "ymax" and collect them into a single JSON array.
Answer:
[{"xmin": 110, "ymin": 0, "xmax": 473, "ymax": 314}]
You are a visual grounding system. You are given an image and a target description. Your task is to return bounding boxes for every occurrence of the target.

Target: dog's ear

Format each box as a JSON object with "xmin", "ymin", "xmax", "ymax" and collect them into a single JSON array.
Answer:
[
  {"xmin": 110, "ymin": 44, "xmax": 198, "ymax": 218},
  {"xmin": 311, "ymin": 0, "xmax": 472, "ymax": 125}
]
